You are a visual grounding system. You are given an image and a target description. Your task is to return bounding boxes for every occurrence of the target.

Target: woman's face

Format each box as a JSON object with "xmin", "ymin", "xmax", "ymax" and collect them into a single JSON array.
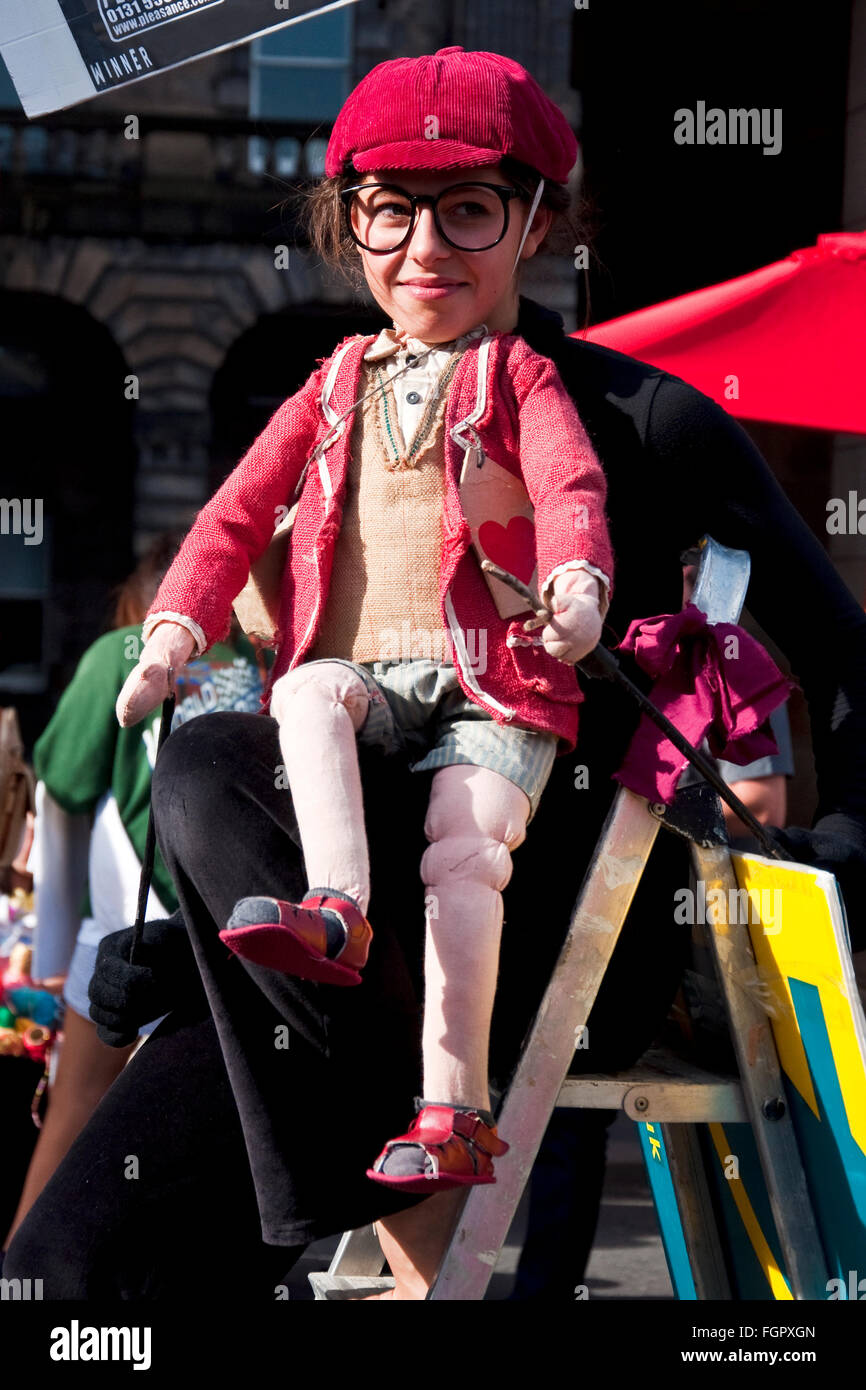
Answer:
[{"xmin": 351, "ymin": 163, "xmax": 552, "ymax": 344}]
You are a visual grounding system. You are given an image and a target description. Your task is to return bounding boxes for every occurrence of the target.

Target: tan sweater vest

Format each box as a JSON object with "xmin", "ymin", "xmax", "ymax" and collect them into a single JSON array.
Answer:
[{"xmin": 307, "ymin": 350, "xmax": 463, "ymax": 664}]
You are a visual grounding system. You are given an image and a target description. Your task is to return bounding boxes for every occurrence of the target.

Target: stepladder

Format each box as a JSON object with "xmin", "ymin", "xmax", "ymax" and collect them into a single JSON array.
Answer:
[{"xmin": 309, "ymin": 537, "xmax": 866, "ymax": 1301}]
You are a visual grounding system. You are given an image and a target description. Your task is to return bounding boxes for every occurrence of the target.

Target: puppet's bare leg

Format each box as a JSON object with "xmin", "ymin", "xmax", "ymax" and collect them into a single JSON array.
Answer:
[
  {"xmin": 419, "ymin": 764, "xmax": 529, "ymax": 1110},
  {"xmin": 270, "ymin": 663, "xmax": 372, "ymax": 913}
]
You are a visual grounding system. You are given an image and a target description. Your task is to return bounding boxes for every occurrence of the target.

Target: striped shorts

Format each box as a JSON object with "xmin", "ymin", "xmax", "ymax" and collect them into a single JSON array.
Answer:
[{"xmin": 300, "ymin": 656, "xmax": 558, "ymax": 821}]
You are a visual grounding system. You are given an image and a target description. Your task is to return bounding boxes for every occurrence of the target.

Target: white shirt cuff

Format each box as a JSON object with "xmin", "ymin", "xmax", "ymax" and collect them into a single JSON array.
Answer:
[
  {"xmin": 540, "ymin": 561, "xmax": 612, "ymax": 618},
  {"xmin": 142, "ymin": 611, "xmax": 207, "ymax": 657}
]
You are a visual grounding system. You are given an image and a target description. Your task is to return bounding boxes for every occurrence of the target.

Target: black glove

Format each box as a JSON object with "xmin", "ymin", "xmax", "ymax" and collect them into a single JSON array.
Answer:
[
  {"xmin": 769, "ymin": 813, "xmax": 866, "ymax": 952},
  {"xmin": 88, "ymin": 910, "xmax": 201, "ymax": 1047}
]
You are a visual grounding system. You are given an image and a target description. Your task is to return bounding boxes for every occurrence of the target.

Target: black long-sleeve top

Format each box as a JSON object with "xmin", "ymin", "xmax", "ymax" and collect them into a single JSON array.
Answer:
[{"xmin": 515, "ymin": 294, "xmax": 866, "ymax": 829}]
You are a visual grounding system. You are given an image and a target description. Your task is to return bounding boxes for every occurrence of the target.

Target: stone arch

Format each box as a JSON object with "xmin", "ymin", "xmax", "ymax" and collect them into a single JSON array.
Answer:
[
  {"xmin": 0, "ymin": 235, "xmax": 350, "ymax": 541},
  {"xmin": 0, "ymin": 238, "xmax": 318, "ymax": 404},
  {"xmin": 207, "ymin": 299, "xmax": 386, "ymax": 495},
  {"xmin": 0, "ymin": 288, "xmax": 136, "ymax": 744}
]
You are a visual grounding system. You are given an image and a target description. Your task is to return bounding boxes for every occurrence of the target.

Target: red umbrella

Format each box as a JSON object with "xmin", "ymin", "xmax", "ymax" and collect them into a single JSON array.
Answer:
[{"xmin": 577, "ymin": 232, "xmax": 866, "ymax": 434}]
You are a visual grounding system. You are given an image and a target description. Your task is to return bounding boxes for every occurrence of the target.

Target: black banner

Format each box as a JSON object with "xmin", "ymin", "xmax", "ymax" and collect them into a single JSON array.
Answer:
[{"xmin": 0, "ymin": 0, "xmax": 357, "ymax": 117}]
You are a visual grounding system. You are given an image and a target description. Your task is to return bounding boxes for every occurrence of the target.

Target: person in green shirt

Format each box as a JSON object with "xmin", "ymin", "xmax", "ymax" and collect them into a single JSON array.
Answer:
[
  {"xmin": 3, "ymin": 534, "xmax": 264, "ymax": 1253},
  {"xmin": 32, "ymin": 620, "xmax": 264, "ymax": 932}
]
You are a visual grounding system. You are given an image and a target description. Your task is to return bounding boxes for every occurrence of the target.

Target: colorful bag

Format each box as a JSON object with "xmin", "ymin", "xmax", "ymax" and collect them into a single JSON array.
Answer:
[{"xmin": 0, "ymin": 708, "xmax": 35, "ymax": 873}]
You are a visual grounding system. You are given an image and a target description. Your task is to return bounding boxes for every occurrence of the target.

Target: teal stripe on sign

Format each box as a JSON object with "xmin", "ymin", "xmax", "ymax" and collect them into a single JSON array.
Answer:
[
  {"xmin": 638, "ymin": 1121, "xmax": 697, "ymax": 1300},
  {"xmin": 702, "ymin": 1121, "xmax": 786, "ymax": 1300},
  {"xmin": 787, "ymin": 979, "xmax": 866, "ymax": 1287}
]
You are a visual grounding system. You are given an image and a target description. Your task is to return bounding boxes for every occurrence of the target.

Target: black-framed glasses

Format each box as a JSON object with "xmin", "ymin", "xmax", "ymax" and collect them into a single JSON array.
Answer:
[{"xmin": 340, "ymin": 181, "xmax": 525, "ymax": 254}]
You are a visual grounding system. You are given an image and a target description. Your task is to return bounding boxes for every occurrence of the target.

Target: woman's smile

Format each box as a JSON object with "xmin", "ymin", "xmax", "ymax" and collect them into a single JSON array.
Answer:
[{"xmin": 397, "ymin": 277, "xmax": 468, "ymax": 300}]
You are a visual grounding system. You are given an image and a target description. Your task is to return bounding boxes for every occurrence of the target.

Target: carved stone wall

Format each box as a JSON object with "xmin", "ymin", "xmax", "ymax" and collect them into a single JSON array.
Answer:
[{"xmin": 0, "ymin": 234, "xmax": 337, "ymax": 549}]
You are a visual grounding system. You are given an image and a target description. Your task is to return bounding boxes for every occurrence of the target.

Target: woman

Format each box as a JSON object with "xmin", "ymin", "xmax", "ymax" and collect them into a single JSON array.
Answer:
[{"xmin": 6, "ymin": 47, "xmax": 866, "ymax": 1301}]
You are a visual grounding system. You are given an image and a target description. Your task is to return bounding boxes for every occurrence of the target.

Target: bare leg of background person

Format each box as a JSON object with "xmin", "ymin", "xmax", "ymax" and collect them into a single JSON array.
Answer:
[
  {"xmin": 363, "ymin": 1191, "xmax": 465, "ymax": 1300},
  {"xmin": 2, "ymin": 1007, "xmax": 135, "ymax": 1250}
]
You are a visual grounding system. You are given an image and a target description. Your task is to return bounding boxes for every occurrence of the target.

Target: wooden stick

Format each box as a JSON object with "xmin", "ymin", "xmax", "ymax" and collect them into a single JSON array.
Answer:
[{"xmin": 481, "ymin": 559, "xmax": 551, "ymax": 629}]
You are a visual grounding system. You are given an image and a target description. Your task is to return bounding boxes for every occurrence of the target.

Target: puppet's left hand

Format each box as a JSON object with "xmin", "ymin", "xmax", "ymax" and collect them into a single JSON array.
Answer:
[{"xmin": 528, "ymin": 569, "xmax": 603, "ymax": 665}]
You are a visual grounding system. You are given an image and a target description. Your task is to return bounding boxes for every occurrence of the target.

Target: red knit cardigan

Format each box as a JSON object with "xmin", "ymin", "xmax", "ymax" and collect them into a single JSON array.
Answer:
[{"xmin": 145, "ymin": 330, "xmax": 614, "ymax": 755}]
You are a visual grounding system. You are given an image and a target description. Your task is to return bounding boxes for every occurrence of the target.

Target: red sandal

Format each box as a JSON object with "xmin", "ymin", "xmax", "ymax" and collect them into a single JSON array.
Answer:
[
  {"xmin": 367, "ymin": 1103, "xmax": 509, "ymax": 1193},
  {"xmin": 219, "ymin": 888, "xmax": 372, "ymax": 986}
]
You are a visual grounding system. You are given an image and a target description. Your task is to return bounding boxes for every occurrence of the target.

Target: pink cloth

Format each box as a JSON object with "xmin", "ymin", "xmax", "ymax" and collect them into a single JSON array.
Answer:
[{"xmin": 613, "ymin": 603, "xmax": 797, "ymax": 804}]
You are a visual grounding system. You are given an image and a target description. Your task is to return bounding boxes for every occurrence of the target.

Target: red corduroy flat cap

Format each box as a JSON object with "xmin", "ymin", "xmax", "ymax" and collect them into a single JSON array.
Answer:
[{"xmin": 325, "ymin": 46, "xmax": 578, "ymax": 183}]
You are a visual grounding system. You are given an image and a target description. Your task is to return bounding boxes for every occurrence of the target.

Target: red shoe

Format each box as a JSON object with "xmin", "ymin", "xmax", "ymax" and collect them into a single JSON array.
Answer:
[
  {"xmin": 367, "ymin": 1104, "xmax": 509, "ymax": 1193},
  {"xmin": 219, "ymin": 889, "xmax": 371, "ymax": 986}
]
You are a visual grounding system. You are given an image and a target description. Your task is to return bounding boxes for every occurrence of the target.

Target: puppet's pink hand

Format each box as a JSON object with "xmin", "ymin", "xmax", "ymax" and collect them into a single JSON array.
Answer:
[
  {"xmin": 532, "ymin": 570, "xmax": 603, "ymax": 665},
  {"xmin": 116, "ymin": 622, "xmax": 196, "ymax": 728}
]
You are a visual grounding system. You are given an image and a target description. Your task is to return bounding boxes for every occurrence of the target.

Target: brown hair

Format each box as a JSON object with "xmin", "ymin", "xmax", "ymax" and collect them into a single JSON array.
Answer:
[
  {"xmin": 294, "ymin": 154, "xmax": 598, "ymax": 327},
  {"xmin": 111, "ymin": 530, "xmax": 186, "ymax": 629}
]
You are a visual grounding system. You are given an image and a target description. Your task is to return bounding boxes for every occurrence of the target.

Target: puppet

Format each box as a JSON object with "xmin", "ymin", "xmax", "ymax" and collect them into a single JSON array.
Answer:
[{"xmin": 117, "ymin": 47, "xmax": 614, "ymax": 1192}]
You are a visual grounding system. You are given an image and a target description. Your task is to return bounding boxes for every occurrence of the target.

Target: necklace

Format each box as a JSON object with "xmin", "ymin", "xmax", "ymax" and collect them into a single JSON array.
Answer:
[
  {"xmin": 372, "ymin": 350, "xmax": 463, "ymax": 471},
  {"xmin": 290, "ymin": 328, "xmax": 483, "ymax": 500}
]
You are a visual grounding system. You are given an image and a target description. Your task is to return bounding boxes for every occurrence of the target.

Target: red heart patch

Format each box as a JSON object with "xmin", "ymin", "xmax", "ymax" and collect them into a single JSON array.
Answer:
[{"xmin": 478, "ymin": 516, "xmax": 536, "ymax": 585}]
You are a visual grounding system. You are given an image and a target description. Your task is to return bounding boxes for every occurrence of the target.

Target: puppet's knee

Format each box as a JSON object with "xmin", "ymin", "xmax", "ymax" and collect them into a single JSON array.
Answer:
[
  {"xmin": 420, "ymin": 832, "xmax": 514, "ymax": 896},
  {"xmin": 270, "ymin": 662, "xmax": 370, "ymax": 732},
  {"xmin": 423, "ymin": 764, "xmax": 530, "ymax": 854},
  {"xmin": 420, "ymin": 765, "xmax": 530, "ymax": 897}
]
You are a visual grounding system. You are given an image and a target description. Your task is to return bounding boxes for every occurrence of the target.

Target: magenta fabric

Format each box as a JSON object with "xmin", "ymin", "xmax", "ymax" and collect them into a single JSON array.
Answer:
[
  {"xmin": 613, "ymin": 603, "xmax": 796, "ymax": 804},
  {"xmin": 325, "ymin": 46, "xmax": 578, "ymax": 182}
]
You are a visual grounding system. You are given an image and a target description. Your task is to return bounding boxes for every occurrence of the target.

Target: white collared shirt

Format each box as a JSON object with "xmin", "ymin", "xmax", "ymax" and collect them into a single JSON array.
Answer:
[{"xmin": 362, "ymin": 322, "xmax": 489, "ymax": 443}]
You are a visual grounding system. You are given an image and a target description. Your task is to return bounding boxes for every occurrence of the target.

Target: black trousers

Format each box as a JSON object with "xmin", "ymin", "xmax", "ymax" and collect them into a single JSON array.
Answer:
[{"xmin": 7, "ymin": 699, "xmax": 691, "ymax": 1297}]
